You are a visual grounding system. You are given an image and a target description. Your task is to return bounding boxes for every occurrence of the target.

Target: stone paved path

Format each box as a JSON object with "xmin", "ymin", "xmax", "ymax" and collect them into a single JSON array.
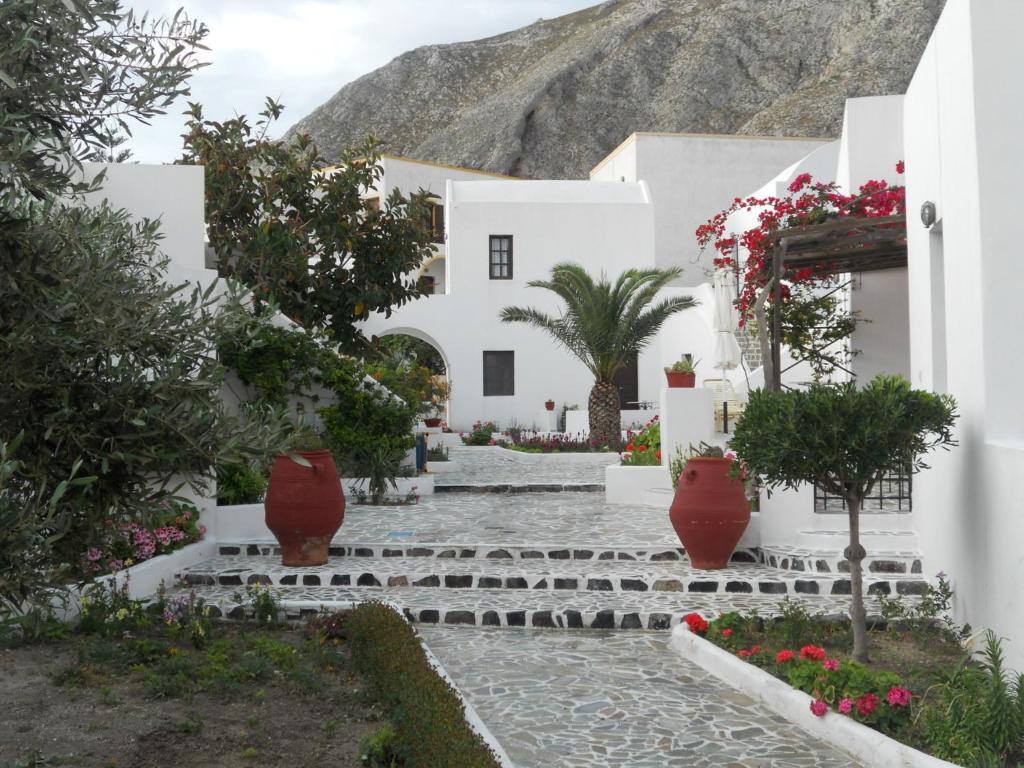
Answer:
[
  {"xmin": 420, "ymin": 627, "xmax": 861, "ymax": 768},
  {"xmin": 432, "ymin": 446, "xmax": 619, "ymax": 487}
]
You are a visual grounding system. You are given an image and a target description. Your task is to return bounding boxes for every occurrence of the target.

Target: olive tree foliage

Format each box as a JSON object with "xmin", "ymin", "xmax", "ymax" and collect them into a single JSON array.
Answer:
[
  {"xmin": 730, "ymin": 376, "xmax": 957, "ymax": 662},
  {"xmin": 181, "ymin": 99, "xmax": 436, "ymax": 352},
  {"xmin": 0, "ymin": 0, "xmax": 207, "ymax": 207}
]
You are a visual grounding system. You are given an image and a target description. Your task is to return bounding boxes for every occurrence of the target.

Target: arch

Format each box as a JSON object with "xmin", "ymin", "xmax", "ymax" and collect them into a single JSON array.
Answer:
[
  {"xmin": 378, "ymin": 327, "xmax": 452, "ymax": 425},
  {"xmin": 418, "ymin": 254, "xmax": 447, "ymax": 295}
]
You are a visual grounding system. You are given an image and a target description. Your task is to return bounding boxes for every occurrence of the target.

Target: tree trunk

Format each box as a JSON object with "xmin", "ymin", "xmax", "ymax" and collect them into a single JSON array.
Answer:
[
  {"xmin": 845, "ymin": 492, "xmax": 870, "ymax": 662},
  {"xmin": 588, "ymin": 380, "xmax": 621, "ymax": 450}
]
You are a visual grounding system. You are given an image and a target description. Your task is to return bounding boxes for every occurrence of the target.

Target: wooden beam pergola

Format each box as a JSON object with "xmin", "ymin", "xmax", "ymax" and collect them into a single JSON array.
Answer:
[{"xmin": 763, "ymin": 214, "xmax": 908, "ymax": 390}]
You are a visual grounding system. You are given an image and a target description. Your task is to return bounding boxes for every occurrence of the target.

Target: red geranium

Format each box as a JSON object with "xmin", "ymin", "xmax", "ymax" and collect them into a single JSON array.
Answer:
[
  {"xmin": 856, "ymin": 693, "xmax": 881, "ymax": 717},
  {"xmin": 775, "ymin": 649, "xmax": 796, "ymax": 664},
  {"xmin": 799, "ymin": 644, "xmax": 827, "ymax": 661},
  {"xmin": 683, "ymin": 613, "xmax": 709, "ymax": 635}
]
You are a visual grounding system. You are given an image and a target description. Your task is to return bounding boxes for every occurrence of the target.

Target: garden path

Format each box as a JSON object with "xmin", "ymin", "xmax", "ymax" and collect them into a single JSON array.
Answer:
[{"xmin": 431, "ymin": 445, "xmax": 618, "ymax": 488}]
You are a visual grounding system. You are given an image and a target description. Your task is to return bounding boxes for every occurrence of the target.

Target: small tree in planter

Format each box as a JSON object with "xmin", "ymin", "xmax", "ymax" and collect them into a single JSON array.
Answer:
[{"xmin": 730, "ymin": 375, "xmax": 957, "ymax": 662}]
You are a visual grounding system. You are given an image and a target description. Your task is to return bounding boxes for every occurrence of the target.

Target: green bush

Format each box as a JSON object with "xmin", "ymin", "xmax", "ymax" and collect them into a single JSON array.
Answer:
[
  {"xmin": 622, "ymin": 418, "xmax": 660, "ymax": 466},
  {"xmin": 343, "ymin": 603, "xmax": 501, "ymax": 768},
  {"xmin": 461, "ymin": 421, "xmax": 498, "ymax": 446},
  {"xmin": 216, "ymin": 462, "xmax": 269, "ymax": 506}
]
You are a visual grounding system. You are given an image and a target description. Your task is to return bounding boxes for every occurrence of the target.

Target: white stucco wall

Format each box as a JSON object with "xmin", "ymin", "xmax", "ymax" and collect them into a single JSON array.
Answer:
[
  {"xmin": 591, "ymin": 133, "xmax": 828, "ymax": 281},
  {"xmin": 904, "ymin": 0, "xmax": 1024, "ymax": 670}
]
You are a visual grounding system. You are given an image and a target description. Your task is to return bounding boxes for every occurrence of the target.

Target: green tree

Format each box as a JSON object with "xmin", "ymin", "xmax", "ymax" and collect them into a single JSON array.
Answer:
[
  {"xmin": 730, "ymin": 375, "xmax": 957, "ymax": 661},
  {"xmin": 0, "ymin": 0, "xmax": 206, "ymax": 205},
  {"xmin": 500, "ymin": 263, "xmax": 697, "ymax": 448},
  {"xmin": 181, "ymin": 99, "xmax": 435, "ymax": 351}
]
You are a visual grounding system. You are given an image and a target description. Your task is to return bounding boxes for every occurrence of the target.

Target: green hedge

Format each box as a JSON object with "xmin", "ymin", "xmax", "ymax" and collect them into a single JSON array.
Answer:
[{"xmin": 343, "ymin": 603, "xmax": 502, "ymax": 768}]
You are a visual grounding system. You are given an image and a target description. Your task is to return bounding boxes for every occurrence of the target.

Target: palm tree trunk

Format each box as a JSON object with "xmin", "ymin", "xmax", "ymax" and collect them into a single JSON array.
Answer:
[
  {"xmin": 845, "ymin": 491, "xmax": 870, "ymax": 662},
  {"xmin": 588, "ymin": 380, "xmax": 620, "ymax": 450}
]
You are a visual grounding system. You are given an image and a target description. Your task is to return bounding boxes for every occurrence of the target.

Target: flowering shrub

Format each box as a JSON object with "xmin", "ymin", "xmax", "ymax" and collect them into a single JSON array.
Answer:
[
  {"xmin": 504, "ymin": 432, "xmax": 594, "ymax": 453},
  {"xmin": 621, "ymin": 417, "xmax": 661, "ymax": 466},
  {"xmin": 82, "ymin": 498, "xmax": 204, "ymax": 575},
  {"xmin": 461, "ymin": 421, "xmax": 500, "ymax": 446},
  {"xmin": 683, "ymin": 612, "xmax": 708, "ymax": 635}
]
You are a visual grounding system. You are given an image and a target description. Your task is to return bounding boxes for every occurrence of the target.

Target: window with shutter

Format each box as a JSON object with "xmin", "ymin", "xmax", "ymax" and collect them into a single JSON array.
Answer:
[{"xmin": 482, "ymin": 351, "xmax": 514, "ymax": 396}]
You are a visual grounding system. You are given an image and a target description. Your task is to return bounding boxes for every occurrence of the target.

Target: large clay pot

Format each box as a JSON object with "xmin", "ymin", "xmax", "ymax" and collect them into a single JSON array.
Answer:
[
  {"xmin": 665, "ymin": 371, "xmax": 696, "ymax": 388},
  {"xmin": 265, "ymin": 450, "xmax": 345, "ymax": 566},
  {"xmin": 545, "ymin": 400, "xmax": 556, "ymax": 411},
  {"xmin": 424, "ymin": 417, "xmax": 443, "ymax": 428},
  {"xmin": 669, "ymin": 457, "xmax": 749, "ymax": 569}
]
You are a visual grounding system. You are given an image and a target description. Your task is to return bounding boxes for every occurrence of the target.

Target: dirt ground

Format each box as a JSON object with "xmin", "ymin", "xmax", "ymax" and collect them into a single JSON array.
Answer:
[{"xmin": 0, "ymin": 627, "xmax": 382, "ymax": 768}]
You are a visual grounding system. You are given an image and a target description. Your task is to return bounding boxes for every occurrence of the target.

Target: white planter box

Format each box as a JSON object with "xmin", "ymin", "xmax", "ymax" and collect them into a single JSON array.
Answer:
[
  {"xmin": 605, "ymin": 465, "xmax": 671, "ymax": 504},
  {"xmin": 670, "ymin": 625, "xmax": 960, "ymax": 768}
]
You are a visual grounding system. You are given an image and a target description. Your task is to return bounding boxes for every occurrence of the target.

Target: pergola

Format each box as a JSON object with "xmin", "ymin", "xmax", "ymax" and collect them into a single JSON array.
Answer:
[{"xmin": 762, "ymin": 214, "xmax": 908, "ymax": 390}]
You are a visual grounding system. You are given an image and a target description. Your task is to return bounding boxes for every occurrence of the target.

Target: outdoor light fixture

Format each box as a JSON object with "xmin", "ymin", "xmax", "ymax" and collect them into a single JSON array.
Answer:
[{"xmin": 920, "ymin": 201, "xmax": 937, "ymax": 228}]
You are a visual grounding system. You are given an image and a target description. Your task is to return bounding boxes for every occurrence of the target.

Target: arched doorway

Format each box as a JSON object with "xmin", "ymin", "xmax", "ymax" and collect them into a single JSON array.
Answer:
[
  {"xmin": 374, "ymin": 328, "xmax": 451, "ymax": 425},
  {"xmin": 418, "ymin": 255, "xmax": 447, "ymax": 295}
]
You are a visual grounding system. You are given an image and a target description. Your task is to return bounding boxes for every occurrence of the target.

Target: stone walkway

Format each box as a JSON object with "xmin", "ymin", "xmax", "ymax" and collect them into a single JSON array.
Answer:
[
  {"xmin": 421, "ymin": 627, "xmax": 861, "ymax": 767},
  {"xmin": 431, "ymin": 445, "xmax": 618, "ymax": 488}
]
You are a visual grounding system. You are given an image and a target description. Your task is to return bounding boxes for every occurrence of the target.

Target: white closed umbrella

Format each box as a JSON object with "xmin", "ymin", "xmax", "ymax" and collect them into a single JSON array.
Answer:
[{"xmin": 712, "ymin": 269, "xmax": 742, "ymax": 370}]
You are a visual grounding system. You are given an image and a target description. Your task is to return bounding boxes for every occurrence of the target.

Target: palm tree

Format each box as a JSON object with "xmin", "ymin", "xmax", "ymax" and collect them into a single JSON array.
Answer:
[{"xmin": 500, "ymin": 263, "xmax": 697, "ymax": 448}]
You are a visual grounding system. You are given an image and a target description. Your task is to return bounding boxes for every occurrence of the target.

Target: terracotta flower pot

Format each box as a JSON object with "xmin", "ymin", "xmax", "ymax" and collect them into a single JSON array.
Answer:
[
  {"xmin": 545, "ymin": 400, "xmax": 556, "ymax": 411},
  {"xmin": 665, "ymin": 371, "xmax": 696, "ymax": 388},
  {"xmin": 424, "ymin": 417, "xmax": 442, "ymax": 428},
  {"xmin": 669, "ymin": 457, "xmax": 749, "ymax": 569},
  {"xmin": 265, "ymin": 450, "xmax": 345, "ymax": 566}
]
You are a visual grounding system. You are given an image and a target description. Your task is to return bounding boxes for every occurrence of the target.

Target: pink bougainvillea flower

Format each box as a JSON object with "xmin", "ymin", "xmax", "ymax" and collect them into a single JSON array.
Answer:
[
  {"xmin": 810, "ymin": 699, "xmax": 829, "ymax": 717},
  {"xmin": 822, "ymin": 659, "xmax": 840, "ymax": 672},
  {"xmin": 776, "ymin": 649, "xmax": 796, "ymax": 664},
  {"xmin": 787, "ymin": 172, "xmax": 813, "ymax": 193},
  {"xmin": 886, "ymin": 687, "xmax": 913, "ymax": 707},
  {"xmin": 896, "ymin": 160, "xmax": 905, "ymax": 174},
  {"xmin": 838, "ymin": 697, "xmax": 853, "ymax": 714}
]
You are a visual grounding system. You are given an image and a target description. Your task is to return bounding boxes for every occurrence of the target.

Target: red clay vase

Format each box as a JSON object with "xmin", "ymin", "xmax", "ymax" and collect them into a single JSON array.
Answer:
[
  {"xmin": 669, "ymin": 457, "xmax": 749, "ymax": 569},
  {"xmin": 265, "ymin": 450, "xmax": 345, "ymax": 566},
  {"xmin": 545, "ymin": 400, "xmax": 556, "ymax": 411},
  {"xmin": 665, "ymin": 371, "xmax": 696, "ymax": 388},
  {"xmin": 424, "ymin": 417, "xmax": 443, "ymax": 428}
]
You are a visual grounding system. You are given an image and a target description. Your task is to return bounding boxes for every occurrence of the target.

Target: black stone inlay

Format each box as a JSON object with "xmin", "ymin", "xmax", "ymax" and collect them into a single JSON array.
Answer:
[
  {"xmin": 302, "ymin": 575, "xmax": 320, "ymax": 586},
  {"xmin": 816, "ymin": 559, "xmax": 831, "ymax": 573},
  {"xmin": 868, "ymin": 582, "xmax": 891, "ymax": 596},
  {"xmin": 565, "ymin": 610, "xmax": 583, "ymax": 629},
  {"xmin": 554, "ymin": 578, "xmax": 578, "ymax": 590},
  {"xmin": 383, "ymin": 549, "xmax": 403, "ymax": 558},
  {"xmin": 532, "ymin": 611, "xmax": 555, "ymax": 628},
  {"xmin": 444, "ymin": 574, "xmax": 473, "ymax": 588},
  {"xmin": 897, "ymin": 581, "xmax": 930, "ymax": 596},
  {"xmin": 759, "ymin": 581, "xmax": 787, "ymax": 594},
  {"xmin": 532, "ymin": 579, "xmax": 549, "ymax": 589},
  {"xmin": 409, "ymin": 548, "xmax": 434, "ymax": 557},
  {"xmin": 186, "ymin": 574, "xmax": 216, "ymax": 586},
  {"xmin": 419, "ymin": 609, "xmax": 439, "ymax": 623},
  {"xmin": 227, "ymin": 606, "xmax": 246, "ymax": 619},
  {"xmin": 831, "ymin": 580, "xmax": 852, "ymax": 595},
  {"xmin": 794, "ymin": 580, "xmax": 819, "ymax": 594},
  {"xmin": 507, "ymin": 611, "xmax": 526, "ymax": 627},
  {"xmin": 549, "ymin": 549, "xmax": 570, "ymax": 560},
  {"xmin": 911, "ymin": 560, "xmax": 922, "ymax": 574},
  {"xmin": 621, "ymin": 613, "xmax": 642, "ymax": 629},
  {"xmin": 616, "ymin": 553, "xmax": 636, "ymax": 561},
  {"xmin": 837, "ymin": 560, "xmax": 851, "ymax": 573},
  {"xmin": 414, "ymin": 575, "xmax": 440, "ymax": 587},
  {"xmin": 505, "ymin": 577, "xmax": 528, "ymax": 589},
  {"xmin": 688, "ymin": 581, "xmax": 719, "ymax": 593},
  {"xmin": 478, "ymin": 577, "xmax": 502, "ymax": 589},
  {"xmin": 597, "ymin": 551, "xmax": 616, "ymax": 560},
  {"xmin": 482, "ymin": 610, "xmax": 501, "ymax": 626},
  {"xmin": 573, "ymin": 549, "xmax": 594, "ymax": 560},
  {"xmin": 220, "ymin": 546, "xmax": 240, "ymax": 555},
  {"xmin": 354, "ymin": 548, "xmax": 374, "ymax": 557},
  {"xmin": 621, "ymin": 579, "xmax": 648, "ymax": 592},
  {"xmin": 648, "ymin": 613, "xmax": 672, "ymax": 630},
  {"xmin": 279, "ymin": 574, "xmax": 297, "ymax": 586},
  {"xmin": 592, "ymin": 610, "xmax": 615, "ymax": 629},
  {"xmin": 246, "ymin": 544, "xmax": 260, "ymax": 556},
  {"xmin": 330, "ymin": 575, "xmax": 351, "ymax": 586},
  {"xmin": 587, "ymin": 578, "xmax": 613, "ymax": 591},
  {"xmin": 328, "ymin": 547, "xmax": 344, "ymax": 556},
  {"xmin": 790, "ymin": 559, "xmax": 806, "ymax": 572},
  {"xmin": 521, "ymin": 550, "xmax": 544, "ymax": 559},
  {"xmin": 206, "ymin": 605, "xmax": 223, "ymax": 618},
  {"xmin": 438, "ymin": 550, "xmax": 457, "ymax": 559},
  {"xmin": 460, "ymin": 549, "xmax": 477, "ymax": 559},
  {"xmin": 730, "ymin": 550, "xmax": 757, "ymax": 563},
  {"xmin": 725, "ymin": 581, "xmax": 753, "ymax": 593},
  {"xmin": 870, "ymin": 560, "xmax": 907, "ymax": 574},
  {"xmin": 357, "ymin": 573, "xmax": 381, "ymax": 587},
  {"xmin": 650, "ymin": 551, "xmax": 680, "ymax": 561},
  {"xmin": 445, "ymin": 610, "xmax": 476, "ymax": 625}
]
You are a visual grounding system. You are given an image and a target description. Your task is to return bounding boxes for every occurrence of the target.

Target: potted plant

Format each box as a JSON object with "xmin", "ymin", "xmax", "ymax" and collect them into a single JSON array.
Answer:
[
  {"xmin": 423, "ymin": 414, "xmax": 443, "ymax": 428},
  {"xmin": 669, "ymin": 442, "xmax": 749, "ymax": 569},
  {"xmin": 545, "ymin": 399, "xmax": 556, "ymax": 411},
  {"xmin": 665, "ymin": 355, "xmax": 698, "ymax": 388},
  {"xmin": 264, "ymin": 427, "xmax": 345, "ymax": 567}
]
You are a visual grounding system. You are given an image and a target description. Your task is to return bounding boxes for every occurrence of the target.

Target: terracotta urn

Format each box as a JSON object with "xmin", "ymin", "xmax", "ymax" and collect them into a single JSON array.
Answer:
[
  {"xmin": 424, "ymin": 417, "xmax": 443, "ymax": 428},
  {"xmin": 665, "ymin": 371, "xmax": 696, "ymax": 388},
  {"xmin": 545, "ymin": 399, "xmax": 556, "ymax": 411},
  {"xmin": 669, "ymin": 457, "xmax": 749, "ymax": 569},
  {"xmin": 265, "ymin": 450, "xmax": 345, "ymax": 566}
]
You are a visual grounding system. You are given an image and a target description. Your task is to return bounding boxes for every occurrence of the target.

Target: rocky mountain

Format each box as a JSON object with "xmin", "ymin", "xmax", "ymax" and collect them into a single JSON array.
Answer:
[{"xmin": 288, "ymin": 0, "xmax": 944, "ymax": 179}]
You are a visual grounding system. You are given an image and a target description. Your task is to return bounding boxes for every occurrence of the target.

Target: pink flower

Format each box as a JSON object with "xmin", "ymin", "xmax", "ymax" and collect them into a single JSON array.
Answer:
[
  {"xmin": 776, "ymin": 649, "xmax": 796, "ymax": 664},
  {"xmin": 198, "ymin": 524, "xmax": 207, "ymax": 537},
  {"xmin": 86, "ymin": 547, "xmax": 103, "ymax": 562},
  {"xmin": 896, "ymin": 160, "xmax": 905, "ymax": 174},
  {"xmin": 887, "ymin": 687, "xmax": 913, "ymax": 707},
  {"xmin": 838, "ymin": 697, "xmax": 853, "ymax": 714},
  {"xmin": 810, "ymin": 699, "xmax": 829, "ymax": 717},
  {"xmin": 822, "ymin": 659, "xmax": 840, "ymax": 672},
  {"xmin": 856, "ymin": 693, "xmax": 880, "ymax": 717}
]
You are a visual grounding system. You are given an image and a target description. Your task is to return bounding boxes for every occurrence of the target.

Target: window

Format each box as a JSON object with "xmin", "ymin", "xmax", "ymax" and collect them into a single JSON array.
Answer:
[
  {"xmin": 489, "ymin": 235, "xmax": 513, "ymax": 279},
  {"xmin": 614, "ymin": 352, "xmax": 639, "ymax": 408},
  {"xmin": 483, "ymin": 351, "xmax": 514, "ymax": 396},
  {"xmin": 422, "ymin": 201, "xmax": 444, "ymax": 244}
]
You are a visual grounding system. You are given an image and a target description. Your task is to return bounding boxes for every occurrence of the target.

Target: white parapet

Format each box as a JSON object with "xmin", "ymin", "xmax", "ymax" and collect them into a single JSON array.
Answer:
[
  {"xmin": 659, "ymin": 387, "xmax": 716, "ymax": 464},
  {"xmin": 605, "ymin": 464, "xmax": 672, "ymax": 504}
]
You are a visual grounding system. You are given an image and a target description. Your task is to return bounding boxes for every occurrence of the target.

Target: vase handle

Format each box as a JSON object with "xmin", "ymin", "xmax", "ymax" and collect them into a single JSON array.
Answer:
[{"xmin": 686, "ymin": 468, "xmax": 698, "ymax": 482}]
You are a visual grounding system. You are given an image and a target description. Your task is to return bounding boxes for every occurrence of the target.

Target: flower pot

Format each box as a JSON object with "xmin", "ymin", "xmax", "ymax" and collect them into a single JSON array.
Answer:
[
  {"xmin": 669, "ymin": 457, "xmax": 749, "ymax": 569},
  {"xmin": 265, "ymin": 450, "xmax": 345, "ymax": 566},
  {"xmin": 424, "ymin": 417, "xmax": 442, "ymax": 428},
  {"xmin": 544, "ymin": 400, "xmax": 556, "ymax": 411},
  {"xmin": 665, "ymin": 371, "xmax": 696, "ymax": 388}
]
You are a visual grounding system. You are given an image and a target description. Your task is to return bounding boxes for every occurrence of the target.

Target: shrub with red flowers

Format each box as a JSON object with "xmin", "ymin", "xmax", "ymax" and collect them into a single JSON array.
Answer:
[
  {"xmin": 621, "ymin": 417, "xmax": 661, "ymax": 466},
  {"xmin": 683, "ymin": 612, "xmax": 709, "ymax": 635},
  {"xmin": 82, "ymin": 498, "xmax": 204, "ymax": 575},
  {"xmin": 695, "ymin": 163, "xmax": 906, "ymax": 380},
  {"xmin": 503, "ymin": 431, "xmax": 594, "ymax": 454}
]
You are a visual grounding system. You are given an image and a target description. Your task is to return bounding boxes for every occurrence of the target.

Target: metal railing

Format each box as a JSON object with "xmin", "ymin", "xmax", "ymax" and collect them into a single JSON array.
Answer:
[{"xmin": 813, "ymin": 467, "xmax": 913, "ymax": 513}]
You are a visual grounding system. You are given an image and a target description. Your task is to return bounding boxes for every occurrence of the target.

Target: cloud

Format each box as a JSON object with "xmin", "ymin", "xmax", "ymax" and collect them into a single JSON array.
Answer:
[{"xmin": 125, "ymin": 0, "xmax": 598, "ymax": 163}]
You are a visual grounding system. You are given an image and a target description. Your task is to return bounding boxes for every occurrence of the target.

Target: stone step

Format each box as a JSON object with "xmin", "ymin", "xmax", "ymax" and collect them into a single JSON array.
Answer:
[
  {"xmin": 433, "ymin": 483, "xmax": 604, "ymax": 493},
  {"xmin": 760, "ymin": 544, "xmax": 924, "ymax": 575},
  {"xmin": 160, "ymin": 580, "xmax": 893, "ymax": 631},
  {"xmin": 180, "ymin": 554, "xmax": 929, "ymax": 599}
]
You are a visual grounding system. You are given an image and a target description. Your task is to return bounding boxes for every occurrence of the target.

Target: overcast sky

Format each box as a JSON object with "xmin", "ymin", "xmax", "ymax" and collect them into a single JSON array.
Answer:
[{"xmin": 126, "ymin": 0, "xmax": 599, "ymax": 163}]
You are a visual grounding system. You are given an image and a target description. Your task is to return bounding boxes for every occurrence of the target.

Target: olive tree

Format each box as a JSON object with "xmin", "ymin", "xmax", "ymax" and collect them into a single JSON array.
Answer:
[{"xmin": 730, "ymin": 375, "xmax": 957, "ymax": 661}]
